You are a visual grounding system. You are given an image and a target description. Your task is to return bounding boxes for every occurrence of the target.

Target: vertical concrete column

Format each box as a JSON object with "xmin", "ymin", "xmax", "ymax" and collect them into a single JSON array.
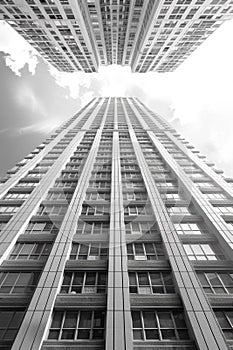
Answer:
[
  {"xmin": 121, "ymin": 98, "xmax": 228, "ymax": 350},
  {"xmin": 10, "ymin": 99, "xmax": 109, "ymax": 350},
  {"xmin": 133, "ymin": 97, "xmax": 233, "ymax": 198},
  {"xmin": 106, "ymin": 99, "xmax": 133, "ymax": 350},
  {"xmin": 130, "ymin": 98, "xmax": 233, "ymax": 255},
  {"xmin": 0, "ymin": 99, "xmax": 105, "ymax": 264}
]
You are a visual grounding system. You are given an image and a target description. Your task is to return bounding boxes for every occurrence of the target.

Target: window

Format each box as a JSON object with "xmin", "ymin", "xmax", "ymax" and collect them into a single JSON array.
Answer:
[
  {"xmin": 37, "ymin": 205, "xmax": 68, "ymax": 216},
  {"xmin": 131, "ymin": 310, "xmax": 189, "ymax": 340},
  {"xmin": 70, "ymin": 243, "xmax": 108, "ymax": 261},
  {"xmin": 0, "ymin": 272, "xmax": 39, "ymax": 294},
  {"xmin": 162, "ymin": 193, "xmax": 181, "ymax": 200},
  {"xmin": 85, "ymin": 192, "xmax": 110, "ymax": 201},
  {"xmin": 46, "ymin": 192, "xmax": 73, "ymax": 201},
  {"xmin": 3, "ymin": 193, "xmax": 30, "ymax": 200},
  {"xmin": 48, "ymin": 310, "xmax": 105, "ymax": 340},
  {"xmin": 54, "ymin": 181, "xmax": 77, "ymax": 188},
  {"xmin": 124, "ymin": 205, "xmax": 153, "ymax": 216},
  {"xmin": 125, "ymin": 222, "xmax": 157, "ymax": 235},
  {"xmin": 89, "ymin": 181, "xmax": 110, "ymax": 189},
  {"xmin": 27, "ymin": 173, "xmax": 42, "ymax": 178},
  {"xmin": 123, "ymin": 192, "xmax": 148, "ymax": 201},
  {"xmin": 122, "ymin": 172, "xmax": 140, "ymax": 180},
  {"xmin": 61, "ymin": 172, "xmax": 79, "ymax": 179},
  {"xmin": 129, "ymin": 272, "xmax": 175, "ymax": 294},
  {"xmin": 156, "ymin": 181, "xmax": 176, "ymax": 188},
  {"xmin": 81, "ymin": 205, "xmax": 109, "ymax": 216},
  {"xmin": 204, "ymin": 193, "xmax": 227, "ymax": 200},
  {"xmin": 214, "ymin": 310, "xmax": 233, "ymax": 340},
  {"xmin": 60, "ymin": 272, "xmax": 107, "ymax": 294},
  {"xmin": 0, "ymin": 310, "xmax": 25, "ymax": 342},
  {"xmin": 76, "ymin": 221, "xmax": 109, "ymax": 235},
  {"xmin": 214, "ymin": 206, "xmax": 233, "ymax": 214},
  {"xmin": 174, "ymin": 223, "xmax": 203, "ymax": 235},
  {"xmin": 92, "ymin": 172, "xmax": 111, "ymax": 180},
  {"xmin": 167, "ymin": 206, "xmax": 190, "ymax": 214},
  {"xmin": 183, "ymin": 244, "xmax": 223, "ymax": 261},
  {"xmin": 25, "ymin": 221, "xmax": 60, "ymax": 234},
  {"xmin": 122, "ymin": 181, "xmax": 145, "ymax": 189},
  {"xmin": 16, "ymin": 182, "xmax": 38, "ymax": 187},
  {"xmin": 197, "ymin": 272, "xmax": 233, "ymax": 294},
  {"xmin": 127, "ymin": 243, "xmax": 165, "ymax": 261},
  {"xmin": 189, "ymin": 173, "xmax": 204, "ymax": 178},
  {"xmin": 0, "ymin": 206, "xmax": 20, "ymax": 214},
  {"xmin": 9, "ymin": 243, "xmax": 52, "ymax": 261},
  {"xmin": 195, "ymin": 182, "xmax": 215, "ymax": 188}
]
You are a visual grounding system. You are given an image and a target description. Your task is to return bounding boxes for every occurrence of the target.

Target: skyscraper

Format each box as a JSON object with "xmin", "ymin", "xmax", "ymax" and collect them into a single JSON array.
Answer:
[
  {"xmin": 0, "ymin": 97, "xmax": 233, "ymax": 350},
  {"xmin": 1, "ymin": 1, "xmax": 233, "ymax": 73}
]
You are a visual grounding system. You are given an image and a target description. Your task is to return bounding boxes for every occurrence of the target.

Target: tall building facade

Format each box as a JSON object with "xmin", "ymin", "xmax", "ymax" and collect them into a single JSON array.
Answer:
[
  {"xmin": 0, "ymin": 97, "xmax": 233, "ymax": 350},
  {"xmin": 1, "ymin": 1, "xmax": 233, "ymax": 72}
]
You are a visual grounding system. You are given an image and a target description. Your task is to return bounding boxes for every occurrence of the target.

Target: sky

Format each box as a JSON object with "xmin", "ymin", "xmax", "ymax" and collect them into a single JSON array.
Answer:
[{"xmin": 0, "ymin": 19, "xmax": 233, "ymax": 177}]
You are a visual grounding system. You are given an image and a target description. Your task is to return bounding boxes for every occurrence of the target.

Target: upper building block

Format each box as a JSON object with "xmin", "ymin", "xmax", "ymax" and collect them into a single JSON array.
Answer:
[{"xmin": 1, "ymin": 0, "xmax": 233, "ymax": 73}]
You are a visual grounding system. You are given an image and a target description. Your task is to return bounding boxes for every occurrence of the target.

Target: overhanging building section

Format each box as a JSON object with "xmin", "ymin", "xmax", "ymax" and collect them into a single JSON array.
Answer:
[
  {"xmin": 0, "ymin": 97, "xmax": 233, "ymax": 350},
  {"xmin": 1, "ymin": 1, "xmax": 233, "ymax": 73}
]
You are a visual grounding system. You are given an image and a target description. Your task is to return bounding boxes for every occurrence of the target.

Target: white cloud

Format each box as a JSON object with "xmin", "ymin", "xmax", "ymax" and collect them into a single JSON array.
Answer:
[
  {"xmin": 17, "ymin": 121, "xmax": 58, "ymax": 135},
  {"xmin": 1, "ymin": 17, "xmax": 233, "ymax": 176},
  {"xmin": 0, "ymin": 21, "xmax": 38, "ymax": 75},
  {"xmin": 15, "ymin": 84, "xmax": 42, "ymax": 112},
  {"xmin": 49, "ymin": 65, "xmax": 91, "ymax": 100},
  {"xmin": 14, "ymin": 83, "xmax": 61, "ymax": 134}
]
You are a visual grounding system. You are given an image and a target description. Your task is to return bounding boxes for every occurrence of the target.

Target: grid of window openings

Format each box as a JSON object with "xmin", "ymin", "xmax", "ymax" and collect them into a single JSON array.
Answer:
[
  {"xmin": 0, "ymin": 97, "xmax": 233, "ymax": 350},
  {"xmin": 48, "ymin": 310, "xmax": 106, "ymax": 340},
  {"xmin": 2, "ymin": 2, "xmax": 233, "ymax": 73},
  {"xmin": 131, "ymin": 310, "xmax": 190, "ymax": 341}
]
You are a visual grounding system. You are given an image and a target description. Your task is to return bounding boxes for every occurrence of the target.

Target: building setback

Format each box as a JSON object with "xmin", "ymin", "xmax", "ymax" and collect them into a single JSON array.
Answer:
[
  {"xmin": 0, "ymin": 97, "xmax": 233, "ymax": 349},
  {"xmin": 1, "ymin": 1, "xmax": 233, "ymax": 72}
]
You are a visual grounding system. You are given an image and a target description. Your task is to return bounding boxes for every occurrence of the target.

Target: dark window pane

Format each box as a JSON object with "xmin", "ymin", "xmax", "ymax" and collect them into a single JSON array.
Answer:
[
  {"xmin": 48, "ymin": 330, "xmax": 59, "ymax": 340},
  {"xmin": 132, "ymin": 311, "xmax": 142, "ymax": 328},
  {"xmin": 92, "ymin": 329, "xmax": 104, "ymax": 339},
  {"xmin": 94, "ymin": 311, "xmax": 105, "ymax": 328},
  {"xmin": 161, "ymin": 329, "xmax": 176, "ymax": 339},
  {"xmin": 133, "ymin": 329, "xmax": 143, "ymax": 340},
  {"xmin": 150, "ymin": 273, "xmax": 161, "ymax": 285},
  {"xmin": 0, "ymin": 312, "xmax": 13, "ymax": 327},
  {"xmin": 61, "ymin": 330, "xmax": 75, "ymax": 339},
  {"xmin": 173, "ymin": 312, "xmax": 186, "ymax": 328},
  {"xmin": 4, "ymin": 329, "xmax": 18, "ymax": 340},
  {"xmin": 143, "ymin": 312, "xmax": 157, "ymax": 328},
  {"xmin": 158, "ymin": 312, "xmax": 173, "ymax": 328},
  {"xmin": 145, "ymin": 329, "xmax": 159, "ymax": 339},
  {"xmin": 77, "ymin": 329, "xmax": 90, "ymax": 339},
  {"xmin": 63, "ymin": 312, "xmax": 77, "ymax": 328},
  {"xmin": 215, "ymin": 312, "xmax": 229, "ymax": 328},
  {"xmin": 178, "ymin": 329, "xmax": 189, "ymax": 339},
  {"xmin": 223, "ymin": 330, "xmax": 233, "ymax": 340},
  {"xmin": 207, "ymin": 273, "xmax": 221, "ymax": 286},
  {"xmin": 51, "ymin": 311, "xmax": 63, "ymax": 328},
  {"xmin": 138, "ymin": 273, "xmax": 149, "ymax": 286},
  {"xmin": 79, "ymin": 312, "xmax": 92, "ymax": 328}
]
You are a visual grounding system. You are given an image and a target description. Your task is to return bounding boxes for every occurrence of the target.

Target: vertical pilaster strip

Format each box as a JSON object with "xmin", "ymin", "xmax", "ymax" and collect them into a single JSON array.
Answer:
[
  {"xmin": 121, "ymin": 98, "xmax": 228, "ymax": 350},
  {"xmin": 106, "ymin": 99, "xmax": 133, "ymax": 350},
  {"xmin": 129, "ymin": 98, "xmax": 233, "ymax": 255},
  {"xmin": 134, "ymin": 97, "xmax": 233, "ymax": 197},
  {"xmin": 0, "ymin": 99, "xmax": 105, "ymax": 264},
  {"xmin": 10, "ymin": 98, "xmax": 110, "ymax": 350}
]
